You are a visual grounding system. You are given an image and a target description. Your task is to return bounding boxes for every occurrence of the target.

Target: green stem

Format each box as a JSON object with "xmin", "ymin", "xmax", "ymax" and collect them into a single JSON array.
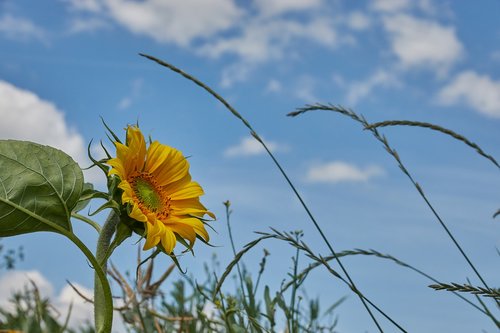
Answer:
[
  {"xmin": 94, "ymin": 211, "xmax": 119, "ymax": 332},
  {"xmin": 290, "ymin": 241, "xmax": 300, "ymax": 333},
  {"xmin": 0, "ymin": 197, "xmax": 114, "ymax": 332},
  {"xmin": 72, "ymin": 212, "xmax": 102, "ymax": 233},
  {"xmin": 224, "ymin": 202, "xmax": 247, "ymax": 309}
]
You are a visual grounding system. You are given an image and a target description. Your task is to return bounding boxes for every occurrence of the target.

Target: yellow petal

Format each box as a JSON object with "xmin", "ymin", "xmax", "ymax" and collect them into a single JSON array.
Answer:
[
  {"xmin": 162, "ymin": 175, "xmax": 191, "ymax": 195},
  {"xmin": 176, "ymin": 217, "xmax": 209, "ymax": 242},
  {"xmin": 160, "ymin": 228, "xmax": 177, "ymax": 254},
  {"xmin": 143, "ymin": 220, "xmax": 161, "ymax": 250},
  {"xmin": 143, "ymin": 231, "xmax": 160, "ymax": 250},
  {"xmin": 144, "ymin": 141, "xmax": 166, "ymax": 173},
  {"xmin": 169, "ymin": 223, "xmax": 196, "ymax": 246},
  {"xmin": 118, "ymin": 180, "xmax": 135, "ymax": 203},
  {"xmin": 171, "ymin": 198, "xmax": 215, "ymax": 219},
  {"xmin": 166, "ymin": 181, "xmax": 204, "ymax": 200},
  {"xmin": 115, "ymin": 142, "xmax": 134, "ymax": 174},
  {"xmin": 146, "ymin": 143, "xmax": 189, "ymax": 186},
  {"xmin": 126, "ymin": 126, "xmax": 147, "ymax": 172},
  {"xmin": 129, "ymin": 203, "xmax": 147, "ymax": 223},
  {"xmin": 107, "ymin": 157, "xmax": 126, "ymax": 178}
]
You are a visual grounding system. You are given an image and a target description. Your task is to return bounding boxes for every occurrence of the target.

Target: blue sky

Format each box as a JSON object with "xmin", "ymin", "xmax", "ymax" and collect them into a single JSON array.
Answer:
[{"xmin": 0, "ymin": 0, "xmax": 499, "ymax": 331}]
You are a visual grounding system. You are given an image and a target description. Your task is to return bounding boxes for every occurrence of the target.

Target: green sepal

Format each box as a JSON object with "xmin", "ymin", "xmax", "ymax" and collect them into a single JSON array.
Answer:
[
  {"xmin": 89, "ymin": 199, "xmax": 121, "ymax": 216},
  {"xmin": 175, "ymin": 235, "xmax": 194, "ymax": 255},
  {"xmin": 73, "ymin": 183, "xmax": 95, "ymax": 213},
  {"xmin": 100, "ymin": 117, "xmax": 122, "ymax": 144},
  {"xmin": 86, "ymin": 139, "xmax": 109, "ymax": 176},
  {"xmin": 72, "ymin": 183, "xmax": 110, "ymax": 213},
  {"xmin": 149, "ymin": 242, "xmax": 187, "ymax": 274}
]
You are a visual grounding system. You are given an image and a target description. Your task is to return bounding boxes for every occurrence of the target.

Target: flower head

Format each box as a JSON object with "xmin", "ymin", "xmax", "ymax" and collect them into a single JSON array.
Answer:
[{"xmin": 107, "ymin": 126, "xmax": 214, "ymax": 253}]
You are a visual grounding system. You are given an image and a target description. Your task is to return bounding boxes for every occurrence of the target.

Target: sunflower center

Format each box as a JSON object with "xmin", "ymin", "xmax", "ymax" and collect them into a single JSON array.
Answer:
[{"xmin": 131, "ymin": 173, "xmax": 170, "ymax": 217}]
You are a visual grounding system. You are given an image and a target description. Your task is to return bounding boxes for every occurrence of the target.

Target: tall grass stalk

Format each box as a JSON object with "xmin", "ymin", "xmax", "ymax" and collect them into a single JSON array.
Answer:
[
  {"xmin": 282, "ymin": 249, "xmax": 490, "ymax": 315},
  {"xmin": 364, "ymin": 120, "xmax": 499, "ymax": 169},
  {"xmin": 288, "ymin": 104, "xmax": 499, "ymax": 309},
  {"xmin": 139, "ymin": 54, "xmax": 392, "ymax": 332},
  {"xmin": 224, "ymin": 201, "xmax": 248, "ymax": 311},
  {"xmin": 215, "ymin": 229, "xmax": 409, "ymax": 333}
]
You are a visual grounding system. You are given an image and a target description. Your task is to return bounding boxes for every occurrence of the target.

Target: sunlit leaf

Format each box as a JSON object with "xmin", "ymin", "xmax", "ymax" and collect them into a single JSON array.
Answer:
[{"xmin": 0, "ymin": 140, "xmax": 83, "ymax": 236}]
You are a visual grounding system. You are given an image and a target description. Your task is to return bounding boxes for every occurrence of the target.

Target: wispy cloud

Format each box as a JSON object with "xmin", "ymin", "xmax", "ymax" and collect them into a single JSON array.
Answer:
[
  {"xmin": 294, "ymin": 75, "xmax": 319, "ymax": 102},
  {"xmin": 199, "ymin": 17, "xmax": 337, "ymax": 63},
  {"xmin": 382, "ymin": 14, "xmax": 463, "ymax": 74},
  {"xmin": 490, "ymin": 50, "xmax": 500, "ymax": 62},
  {"xmin": 254, "ymin": 0, "xmax": 323, "ymax": 17},
  {"xmin": 64, "ymin": 0, "xmax": 342, "ymax": 87},
  {"xmin": 437, "ymin": 71, "xmax": 500, "ymax": 118},
  {"xmin": 220, "ymin": 62, "xmax": 255, "ymax": 88},
  {"xmin": 0, "ymin": 14, "xmax": 47, "ymax": 43},
  {"xmin": 70, "ymin": 0, "xmax": 243, "ymax": 46},
  {"xmin": 306, "ymin": 161, "xmax": 384, "ymax": 184},
  {"xmin": 68, "ymin": 17, "xmax": 110, "ymax": 34},
  {"xmin": 370, "ymin": 0, "xmax": 411, "ymax": 13},
  {"xmin": 224, "ymin": 136, "xmax": 287, "ymax": 157},
  {"xmin": 370, "ymin": 0, "xmax": 437, "ymax": 14},
  {"xmin": 346, "ymin": 11, "xmax": 372, "ymax": 31},
  {"xmin": 64, "ymin": 0, "xmax": 103, "ymax": 12},
  {"xmin": 346, "ymin": 69, "xmax": 400, "ymax": 105},
  {"xmin": 265, "ymin": 79, "xmax": 282, "ymax": 94},
  {"xmin": 117, "ymin": 78, "xmax": 143, "ymax": 110}
]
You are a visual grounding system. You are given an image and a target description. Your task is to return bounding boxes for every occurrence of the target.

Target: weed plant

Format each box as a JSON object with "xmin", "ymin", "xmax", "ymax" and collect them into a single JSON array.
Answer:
[{"xmin": 0, "ymin": 55, "xmax": 498, "ymax": 332}]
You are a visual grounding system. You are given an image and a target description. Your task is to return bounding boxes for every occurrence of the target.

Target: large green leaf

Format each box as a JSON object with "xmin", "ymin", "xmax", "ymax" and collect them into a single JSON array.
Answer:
[{"xmin": 0, "ymin": 140, "xmax": 84, "ymax": 236}]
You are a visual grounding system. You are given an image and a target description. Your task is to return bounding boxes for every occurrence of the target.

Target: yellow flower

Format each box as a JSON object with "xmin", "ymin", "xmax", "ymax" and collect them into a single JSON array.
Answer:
[{"xmin": 107, "ymin": 126, "xmax": 214, "ymax": 253}]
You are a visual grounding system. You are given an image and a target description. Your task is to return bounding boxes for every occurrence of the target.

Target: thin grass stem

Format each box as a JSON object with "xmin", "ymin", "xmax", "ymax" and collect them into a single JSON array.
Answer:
[
  {"xmin": 224, "ymin": 201, "xmax": 248, "ymax": 306},
  {"xmin": 288, "ymin": 104, "xmax": 499, "ymax": 309},
  {"xmin": 364, "ymin": 120, "xmax": 499, "ymax": 169},
  {"xmin": 289, "ymin": 232, "xmax": 302, "ymax": 333},
  {"xmin": 215, "ymin": 230, "xmax": 409, "ymax": 332},
  {"xmin": 280, "ymin": 249, "xmax": 491, "ymax": 318},
  {"xmin": 140, "ymin": 54, "xmax": 388, "ymax": 332}
]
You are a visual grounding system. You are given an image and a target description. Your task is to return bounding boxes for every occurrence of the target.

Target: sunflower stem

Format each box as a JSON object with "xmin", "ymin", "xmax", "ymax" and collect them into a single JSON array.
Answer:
[{"xmin": 94, "ymin": 211, "xmax": 119, "ymax": 332}]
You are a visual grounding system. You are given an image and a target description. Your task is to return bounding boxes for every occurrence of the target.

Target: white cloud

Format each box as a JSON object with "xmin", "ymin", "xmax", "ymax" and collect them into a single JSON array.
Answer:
[
  {"xmin": 0, "ymin": 14, "xmax": 47, "ymax": 43},
  {"xmin": 437, "ymin": 71, "xmax": 500, "ymax": 118},
  {"xmin": 224, "ymin": 136, "xmax": 287, "ymax": 157},
  {"xmin": 417, "ymin": 0, "xmax": 437, "ymax": 14},
  {"xmin": 65, "ymin": 0, "xmax": 339, "ymax": 86},
  {"xmin": 370, "ymin": 0, "xmax": 411, "ymax": 12},
  {"xmin": 491, "ymin": 50, "xmax": 500, "ymax": 61},
  {"xmin": 254, "ymin": 0, "xmax": 323, "ymax": 17},
  {"xmin": 57, "ymin": 283, "xmax": 94, "ymax": 328},
  {"xmin": 382, "ymin": 14, "xmax": 463, "ymax": 73},
  {"xmin": 199, "ymin": 17, "xmax": 337, "ymax": 63},
  {"xmin": 103, "ymin": 0, "xmax": 242, "ymax": 46},
  {"xmin": 68, "ymin": 17, "xmax": 110, "ymax": 34},
  {"xmin": 117, "ymin": 78, "xmax": 143, "ymax": 110},
  {"xmin": 64, "ymin": 0, "xmax": 103, "ymax": 12},
  {"xmin": 294, "ymin": 75, "xmax": 319, "ymax": 102},
  {"xmin": 0, "ymin": 270, "xmax": 54, "ymax": 307},
  {"xmin": 306, "ymin": 161, "xmax": 384, "ymax": 184},
  {"xmin": 266, "ymin": 79, "xmax": 282, "ymax": 93},
  {"xmin": 220, "ymin": 62, "xmax": 254, "ymax": 88},
  {"xmin": 0, "ymin": 270, "xmax": 93, "ymax": 329},
  {"xmin": 346, "ymin": 12, "xmax": 371, "ymax": 31},
  {"xmin": 0, "ymin": 80, "xmax": 104, "ymax": 184},
  {"xmin": 347, "ymin": 69, "xmax": 400, "ymax": 104}
]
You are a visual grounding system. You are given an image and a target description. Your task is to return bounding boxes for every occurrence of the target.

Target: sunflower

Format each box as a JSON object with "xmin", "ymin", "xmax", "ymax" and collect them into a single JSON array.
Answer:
[{"xmin": 107, "ymin": 126, "xmax": 214, "ymax": 254}]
